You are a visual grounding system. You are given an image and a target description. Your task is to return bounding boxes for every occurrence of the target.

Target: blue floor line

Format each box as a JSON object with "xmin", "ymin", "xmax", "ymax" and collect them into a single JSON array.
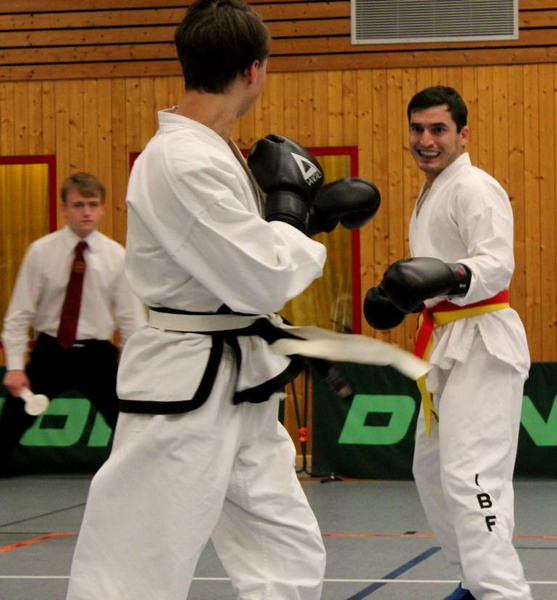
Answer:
[{"xmin": 345, "ymin": 546, "xmax": 442, "ymax": 600}]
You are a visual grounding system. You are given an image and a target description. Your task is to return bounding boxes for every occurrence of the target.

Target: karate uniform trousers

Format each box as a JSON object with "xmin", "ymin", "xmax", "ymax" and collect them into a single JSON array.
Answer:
[
  {"xmin": 66, "ymin": 343, "xmax": 326, "ymax": 600},
  {"xmin": 413, "ymin": 333, "xmax": 532, "ymax": 599}
]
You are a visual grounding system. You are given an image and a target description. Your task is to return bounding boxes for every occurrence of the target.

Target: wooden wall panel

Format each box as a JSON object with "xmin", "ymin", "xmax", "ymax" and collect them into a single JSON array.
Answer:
[
  {"xmin": 4, "ymin": 1, "xmax": 557, "ymax": 455},
  {"xmin": 2, "ymin": 66, "xmax": 556, "ymax": 363},
  {"xmin": 3, "ymin": 63, "xmax": 557, "ymax": 449}
]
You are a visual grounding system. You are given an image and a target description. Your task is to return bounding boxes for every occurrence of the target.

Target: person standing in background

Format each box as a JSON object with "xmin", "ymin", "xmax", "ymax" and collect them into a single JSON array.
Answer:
[{"xmin": 1, "ymin": 171, "xmax": 146, "ymax": 476}]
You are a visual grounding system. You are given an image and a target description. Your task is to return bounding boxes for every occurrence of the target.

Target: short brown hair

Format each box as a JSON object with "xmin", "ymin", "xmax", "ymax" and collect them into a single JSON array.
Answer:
[
  {"xmin": 174, "ymin": 0, "xmax": 270, "ymax": 94},
  {"xmin": 60, "ymin": 172, "xmax": 106, "ymax": 203},
  {"xmin": 407, "ymin": 86, "xmax": 468, "ymax": 133}
]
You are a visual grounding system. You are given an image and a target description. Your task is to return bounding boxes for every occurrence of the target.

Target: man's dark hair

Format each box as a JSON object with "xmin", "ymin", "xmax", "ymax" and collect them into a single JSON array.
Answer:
[
  {"xmin": 174, "ymin": 0, "xmax": 271, "ymax": 94},
  {"xmin": 61, "ymin": 172, "xmax": 105, "ymax": 203},
  {"xmin": 407, "ymin": 86, "xmax": 468, "ymax": 132}
]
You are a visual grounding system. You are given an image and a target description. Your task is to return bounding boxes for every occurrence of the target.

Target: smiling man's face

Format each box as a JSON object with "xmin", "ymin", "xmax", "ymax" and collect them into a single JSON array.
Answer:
[{"xmin": 409, "ymin": 104, "xmax": 469, "ymax": 182}]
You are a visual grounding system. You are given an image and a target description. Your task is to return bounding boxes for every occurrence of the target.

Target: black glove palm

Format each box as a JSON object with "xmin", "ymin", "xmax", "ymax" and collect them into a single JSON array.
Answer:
[
  {"xmin": 307, "ymin": 177, "xmax": 381, "ymax": 236},
  {"xmin": 247, "ymin": 134, "xmax": 324, "ymax": 233}
]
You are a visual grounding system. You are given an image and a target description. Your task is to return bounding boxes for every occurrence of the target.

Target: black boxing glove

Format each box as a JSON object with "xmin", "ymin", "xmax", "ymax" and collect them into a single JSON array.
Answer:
[
  {"xmin": 382, "ymin": 257, "xmax": 471, "ymax": 313},
  {"xmin": 308, "ymin": 177, "xmax": 381, "ymax": 236},
  {"xmin": 247, "ymin": 134, "xmax": 324, "ymax": 233},
  {"xmin": 363, "ymin": 285, "xmax": 406, "ymax": 330}
]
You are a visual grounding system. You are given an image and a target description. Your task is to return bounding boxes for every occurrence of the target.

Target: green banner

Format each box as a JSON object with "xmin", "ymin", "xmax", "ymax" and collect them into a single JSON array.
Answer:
[
  {"xmin": 2, "ymin": 363, "xmax": 557, "ymax": 478},
  {"xmin": 0, "ymin": 367, "xmax": 288, "ymax": 475},
  {"xmin": 0, "ymin": 380, "xmax": 113, "ymax": 475},
  {"xmin": 312, "ymin": 362, "xmax": 557, "ymax": 480}
]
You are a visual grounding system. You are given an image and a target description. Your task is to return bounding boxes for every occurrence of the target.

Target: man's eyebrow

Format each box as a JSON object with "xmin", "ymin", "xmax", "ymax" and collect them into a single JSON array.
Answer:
[{"xmin": 410, "ymin": 121, "xmax": 447, "ymax": 128}]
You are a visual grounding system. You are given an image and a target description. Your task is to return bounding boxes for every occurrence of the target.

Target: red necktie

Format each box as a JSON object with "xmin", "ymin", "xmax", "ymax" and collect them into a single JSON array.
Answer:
[{"xmin": 57, "ymin": 241, "xmax": 88, "ymax": 350}]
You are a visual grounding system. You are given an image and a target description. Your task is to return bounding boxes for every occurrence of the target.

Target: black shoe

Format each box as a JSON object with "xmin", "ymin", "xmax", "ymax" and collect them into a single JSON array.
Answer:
[{"xmin": 444, "ymin": 583, "xmax": 475, "ymax": 599}]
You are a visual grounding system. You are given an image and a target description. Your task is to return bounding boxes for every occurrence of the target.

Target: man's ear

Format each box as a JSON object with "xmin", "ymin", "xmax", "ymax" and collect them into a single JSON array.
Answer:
[
  {"xmin": 245, "ymin": 60, "xmax": 261, "ymax": 85},
  {"xmin": 460, "ymin": 125, "xmax": 470, "ymax": 148}
]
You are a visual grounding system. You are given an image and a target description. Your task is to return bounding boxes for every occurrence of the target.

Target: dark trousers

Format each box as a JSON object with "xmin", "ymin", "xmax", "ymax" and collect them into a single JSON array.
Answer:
[{"xmin": 0, "ymin": 333, "xmax": 119, "ymax": 471}]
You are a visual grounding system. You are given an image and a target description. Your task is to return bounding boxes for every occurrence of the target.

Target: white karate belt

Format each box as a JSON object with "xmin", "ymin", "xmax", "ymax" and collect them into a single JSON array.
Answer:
[{"xmin": 148, "ymin": 310, "xmax": 430, "ymax": 381}]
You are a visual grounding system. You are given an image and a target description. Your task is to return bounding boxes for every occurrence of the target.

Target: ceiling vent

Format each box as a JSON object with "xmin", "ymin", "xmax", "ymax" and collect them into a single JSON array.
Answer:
[{"xmin": 351, "ymin": 0, "xmax": 518, "ymax": 45}]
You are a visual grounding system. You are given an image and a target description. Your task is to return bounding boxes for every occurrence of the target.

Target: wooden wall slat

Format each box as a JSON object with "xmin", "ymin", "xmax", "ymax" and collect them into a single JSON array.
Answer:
[
  {"xmin": 97, "ymin": 79, "xmax": 114, "ymax": 235},
  {"xmin": 492, "ymin": 67, "xmax": 510, "ymax": 193},
  {"xmin": 282, "ymin": 72, "xmax": 299, "ymax": 141},
  {"xmin": 110, "ymin": 78, "xmax": 128, "ymax": 245},
  {"xmin": 271, "ymin": 29, "xmax": 557, "ymax": 55},
  {"xmin": 507, "ymin": 66, "xmax": 526, "ymax": 323},
  {"xmin": 341, "ymin": 70, "xmax": 358, "ymax": 146},
  {"xmin": 522, "ymin": 0, "xmax": 557, "ymax": 8},
  {"xmin": 265, "ymin": 72, "xmax": 284, "ymax": 135},
  {"xmin": 0, "ymin": 0, "xmax": 188, "ymax": 11},
  {"xmin": 0, "ymin": 9, "xmax": 183, "ymax": 30},
  {"xmin": 252, "ymin": 78, "xmax": 270, "ymax": 142},
  {"xmin": 523, "ymin": 65, "xmax": 542, "ymax": 359},
  {"xmin": 521, "ymin": 9, "xmax": 557, "ymax": 26},
  {"xmin": 13, "ymin": 83, "xmax": 29, "ymax": 155},
  {"xmin": 539, "ymin": 64, "xmax": 557, "ymax": 359},
  {"xmin": 41, "ymin": 82, "xmax": 56, "ymax": 154},
  {"xmin": 368, "ymin": 69, "xmax": 394, "ymax": 345},
  {"xmin": 69, "ymin": 80, "xmax": 85, "ymax": 173},
  {"xmin": 399, "ymin": 69, "xmax": 419, "ymax": 350},
  {"xmin": 356, "ymin": 70, "xmax": 374, "ymax": 309},
  {"xmin": 0, "ymin": 2, "xmax": 345, "ymax": 30},
  {"xmin": 0, "ymin": 43, "xmax": 175, "ymax": 65},
  {"xmin": 311, "ymin": 72, "xmax": 328, "ymax": 147},
  {"xmin": 28, "ymin": 82, "xmax": 44, "ymax": 156},
  {"xmin": 0, "ymin": 0, "xmax": 340, "ymax": 13},
  {"xmin": 0, "ymin": 25, "xmax": 177, "ymax": 47},
  {"xmin": 53, "ymin": 79, "xmax": 70, "ymax": 213},
  {"xmin": 476, "ymin": 68, "xmax": 494, "ymax": 176},
  {"xmin": 83, "ymin": 79, "xmax": 99, "ymax": 177}
]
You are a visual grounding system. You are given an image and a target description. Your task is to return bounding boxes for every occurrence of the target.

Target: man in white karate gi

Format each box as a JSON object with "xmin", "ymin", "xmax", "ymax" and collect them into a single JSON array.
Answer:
[
  {"xmin": 67, "ymin": 1, "xmax": 380, "ymax": 598},
  {"xmin": 364, "ymin": 86, "xmax": 532, "ymax": 600}
]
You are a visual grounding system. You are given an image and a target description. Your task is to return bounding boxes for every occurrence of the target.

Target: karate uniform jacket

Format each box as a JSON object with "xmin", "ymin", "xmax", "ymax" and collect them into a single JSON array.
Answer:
[
  {"xmin": 409, "ymin": 153, "xmax": 530, "ymax": 386},
  {"xmin": 117, "ymin": 109, "xmax": 326, "ymax": 411}
]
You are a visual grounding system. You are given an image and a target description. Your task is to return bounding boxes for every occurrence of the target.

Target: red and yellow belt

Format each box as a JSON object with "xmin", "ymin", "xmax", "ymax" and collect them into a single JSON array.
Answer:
[{"xmin": 413, "ymin": 290, "xmax": 510, "ymax": 435}]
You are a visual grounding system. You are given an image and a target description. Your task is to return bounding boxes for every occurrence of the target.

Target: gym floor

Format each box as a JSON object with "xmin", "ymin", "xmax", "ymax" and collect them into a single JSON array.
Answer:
[{"xmin": 0, "ymin": 475, "xmax": 556, "ymax": 599}]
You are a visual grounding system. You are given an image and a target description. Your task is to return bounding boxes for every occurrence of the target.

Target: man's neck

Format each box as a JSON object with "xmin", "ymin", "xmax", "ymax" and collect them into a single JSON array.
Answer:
[{"xmin": 175, "ymin": 90, "xmax": 239, "ymax": 141}]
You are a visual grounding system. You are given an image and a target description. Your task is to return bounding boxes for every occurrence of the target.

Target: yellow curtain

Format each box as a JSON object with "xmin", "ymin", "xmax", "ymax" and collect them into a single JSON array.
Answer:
[
  {"xmin": 0, "ymin": 163, "xmax": 50, "ymax": 340},
  {"xmin": 280, "ymin": 154, "xmax": 354, "ymax": 331}
]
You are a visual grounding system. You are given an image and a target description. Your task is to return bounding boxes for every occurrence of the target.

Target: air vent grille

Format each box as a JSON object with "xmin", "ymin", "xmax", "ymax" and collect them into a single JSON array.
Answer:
[{"xmin": 352, "ymin": 0, "xmax": 518, "ymax": 45}]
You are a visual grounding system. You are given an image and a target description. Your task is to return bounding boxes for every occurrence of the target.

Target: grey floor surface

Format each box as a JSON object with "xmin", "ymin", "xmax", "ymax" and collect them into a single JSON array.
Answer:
[{"xmin": 0, "ymin": 475, "xmax": 555, "ymax": 599}]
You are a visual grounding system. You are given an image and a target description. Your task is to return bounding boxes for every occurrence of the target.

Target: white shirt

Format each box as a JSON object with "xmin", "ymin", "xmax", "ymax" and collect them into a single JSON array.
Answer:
[
  {"xmin": 2, "ymin": 226, "xmax": 147, "ymax": 370},
  {"xmin": 409, "ymin": 153, "xmax": 530, "ymax": 379},
  {"xmin": 117, "ymin": 109, "xmax": 326, "ymax": 403}
]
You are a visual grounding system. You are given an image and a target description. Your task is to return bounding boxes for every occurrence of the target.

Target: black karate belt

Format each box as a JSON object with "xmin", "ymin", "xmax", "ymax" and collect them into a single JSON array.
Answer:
[{"xmin": 118, "ymin": 307, "xmax": 354, "ymax": 415}]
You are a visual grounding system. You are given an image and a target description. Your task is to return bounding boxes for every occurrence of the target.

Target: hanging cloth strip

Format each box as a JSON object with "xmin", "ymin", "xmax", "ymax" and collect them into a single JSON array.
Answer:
[
  {"xmin": 147, "ymin": 308, "xmax": 429, "ymax": 380},
  {"xmin": 413, "ymin": 289, "xmax": 510, "ymax": 435}
]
